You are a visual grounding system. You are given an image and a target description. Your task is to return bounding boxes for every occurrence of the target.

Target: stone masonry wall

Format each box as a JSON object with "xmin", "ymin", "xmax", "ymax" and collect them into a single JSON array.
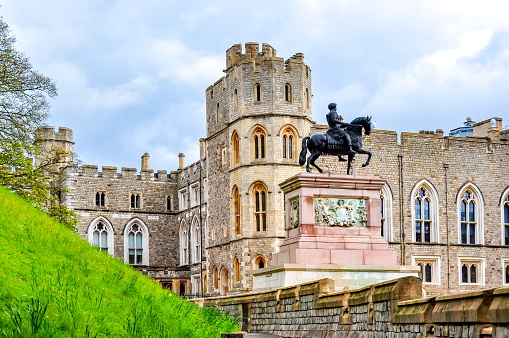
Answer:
[{"xmin": 196, "ymin": 276, "xmax": 509, "ymax": 337}]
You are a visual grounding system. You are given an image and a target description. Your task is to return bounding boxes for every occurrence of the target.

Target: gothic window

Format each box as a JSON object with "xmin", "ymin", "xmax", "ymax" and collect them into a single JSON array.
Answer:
[
  {"xmin": 458, "ymin": 184, "xmax": 484, "ymax": 245},
  {"xmin": 233, "ymin": 185, "xmax": 241, "ymax": 236},
  {"xmin": 253, "ymin": 127, "xmax": 266, "ymax": 159},
  {"xmin": 503, "ymin": 192, "xmax": 509, "ymax": 245},
  {"xmin": 88, "ymin": 217, "xmax": 114, "ymax": 255},
  {"xmin": 233, "ymin": 257, "xmax": 241, "ymax": 283},
  {"xmin": 415, "ymin": 188, "xmax": 431, "ymax": 242},
  {"xmin": 92, "ymin": 222, "xmax": 108, "ymax": 252},
  {"xmin": 459, "ymin": 258, "xmax": 484, "ymax": 285},
  {"xmin": 216, "ymin": 103, "xmax": 220, "ymax": 122},
  {"xmin": 233, "ymin": 89, "xmax": 238, "ymax": 110},
  {"xmin": 130, "ymin": 193, "xmax": 141, "ymax": 209},
  {"xmin": 412, "ymin": 256, "xmax": 440, "ymax": 285},
  {"xmin": 380, "ymin": 184, "xmax": 393, "ymax": 242},
  {"xmin": 305, "ymin": 88, "xmax": 310, "ymax": 109},
  {"xmin": 124, "ymin": 219, "xmax": 149, "ymax": 265},
  {"xmin": 281, "ymin": 127, "xmax": 296, "ymax": 159},
  {"xmin": 95, "ymin": 192, "xmax": 105, "ymax": 207},
  {"xmin": 232, "ymin": 131, "xmax": 240, "ymax": 165},
  {"xmin": 252, "ymin": 182, "xmax": 267, "ymax": 232},
  {"xmin": 191, "ymin": 217, "xmax": 200, "ymax": 264},
  {"xmin": 213, "ymin": 266, "xmax": 218, "ymax": 289},
  {"xmin": 412, "ymin": 181, "xmax": 439, "ymax": 243},
  {"xmin": 284, "ymin": 83, "xmax": 292, "ymax": 102},
  {"xmin": 254, "ymin": 255, "xmax": 267, "ymax": 269},
  {"xmin": 179, "ymin": 221, "xmax": 188, "ymax": 265},
  {"xmin": 254, "ymin": 83, "xmax": 262, "ymax": 102}
]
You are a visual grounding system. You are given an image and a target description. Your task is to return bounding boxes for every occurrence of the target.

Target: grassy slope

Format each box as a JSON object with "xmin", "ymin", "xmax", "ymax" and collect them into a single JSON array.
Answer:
[{"xmin": 0, "ymin": 186, "xmax": 237, "ymax": 337}]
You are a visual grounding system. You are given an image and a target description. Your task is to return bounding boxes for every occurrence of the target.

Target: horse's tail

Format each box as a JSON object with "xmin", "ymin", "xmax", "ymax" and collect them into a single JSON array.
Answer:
[{"xmin": 299, "ymin": 137, "xmax": 310, "ymax": 165}]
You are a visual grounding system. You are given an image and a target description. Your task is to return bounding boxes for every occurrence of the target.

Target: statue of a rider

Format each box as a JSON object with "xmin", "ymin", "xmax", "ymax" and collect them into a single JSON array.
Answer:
[{"xmin": 326, "ymin": 103, "xmax": 355, "ymax": 155}]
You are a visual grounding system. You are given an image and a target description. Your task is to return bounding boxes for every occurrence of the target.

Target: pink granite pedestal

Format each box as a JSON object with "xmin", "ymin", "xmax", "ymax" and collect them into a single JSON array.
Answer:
[{"xmin": 274, "ymin": 173, "xmax": 397, "ymax": 266}]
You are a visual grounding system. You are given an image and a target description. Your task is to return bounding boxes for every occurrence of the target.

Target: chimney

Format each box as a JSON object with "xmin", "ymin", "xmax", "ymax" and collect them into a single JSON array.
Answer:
[
  {"xmin": 141, "ymin": 153, "xmax": 150, "ymax": 171},
  {"xmin": 178, "ymin": 153, "xmax": 185, "ymax": 170}
]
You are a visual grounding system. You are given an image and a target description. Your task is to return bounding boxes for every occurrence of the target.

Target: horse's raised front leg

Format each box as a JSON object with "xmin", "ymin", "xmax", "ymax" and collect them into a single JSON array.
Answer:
[
  {"xmin": 356, "ymin": 148, "xmax": 372, "ymax": 167},
  {"xmin": 308, "ymin": 151, "xmax": 323, "ymax": 173}
]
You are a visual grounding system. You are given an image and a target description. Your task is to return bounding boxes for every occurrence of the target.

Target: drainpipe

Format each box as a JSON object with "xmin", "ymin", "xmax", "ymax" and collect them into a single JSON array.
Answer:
[
  {"xmin": 199, "ymin": 160, "xmax": 203, "ymax": 298},
  {"xmin": 398, "ymin": 154, "xmax": 406, "ymax": 265},
  {"xmin": 444, "ymin": 163, "xmax": 451, "ymax": 291}
]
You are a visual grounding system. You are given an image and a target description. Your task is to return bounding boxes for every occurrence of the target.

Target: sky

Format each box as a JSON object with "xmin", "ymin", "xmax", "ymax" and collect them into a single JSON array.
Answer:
[{"xmin": 2, "ymin": 0, "xmax": 509, "ymax": 171}]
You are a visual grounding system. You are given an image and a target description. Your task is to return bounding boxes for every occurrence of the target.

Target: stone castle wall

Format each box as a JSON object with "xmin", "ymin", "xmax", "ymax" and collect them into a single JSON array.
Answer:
[{"xmin": 196, "ymin": 277, "xmax": 509, "ymax": 337}]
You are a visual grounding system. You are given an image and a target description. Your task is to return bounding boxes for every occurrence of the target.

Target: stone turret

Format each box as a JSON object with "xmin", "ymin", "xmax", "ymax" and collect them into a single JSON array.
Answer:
[{"xmin": 34, "ymin": 126, "xmax": 75, "ymax": 169}]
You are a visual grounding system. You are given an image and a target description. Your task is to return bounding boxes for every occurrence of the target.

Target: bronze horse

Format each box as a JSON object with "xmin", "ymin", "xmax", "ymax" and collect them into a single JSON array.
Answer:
[{"xmin": 299, "ymin": 116, "xmax": 373, "ymax": 175}]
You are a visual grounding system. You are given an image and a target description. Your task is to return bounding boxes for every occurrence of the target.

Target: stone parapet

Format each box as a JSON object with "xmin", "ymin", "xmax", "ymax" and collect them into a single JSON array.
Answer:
[{"xmin": 196, "ymin": 276, "xmax": 509, "ymax": 337}]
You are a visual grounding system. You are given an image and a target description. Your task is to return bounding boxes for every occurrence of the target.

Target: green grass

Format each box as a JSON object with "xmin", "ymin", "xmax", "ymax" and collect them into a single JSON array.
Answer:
[{"xmin": 0, "ymin": 186, "xmax": 238, "ymax": 337}]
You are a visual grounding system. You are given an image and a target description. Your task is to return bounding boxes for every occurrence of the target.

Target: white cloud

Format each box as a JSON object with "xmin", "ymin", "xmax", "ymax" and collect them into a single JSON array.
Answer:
[
  {"xmin": 146, "ymin": 38, "xmax": 223, "ymax": 87},
  {"xmin": 86, "ymin": 75, "xmax": 155, "ymax": 109},
  {"xmin": 424, "ymin": 30, "xmax": 492, "ymax": 71},
  {"xmin": 180, "ymin": 6, "xmax": 218, "ymax": 27}
]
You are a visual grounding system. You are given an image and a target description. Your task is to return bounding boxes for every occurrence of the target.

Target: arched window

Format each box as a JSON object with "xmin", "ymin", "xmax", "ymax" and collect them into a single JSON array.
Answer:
[
  {"xmin": 254, "ymin": 83, "xmax": 261, "ymax": 102},
  {"xmin": 254, "ymin": 255, "xmax": 267, "ymax": 269},
  {"xmin": 380, "ymin": 184, "xmax": 393, "ymax": 242},
  {"xmin": 220, "ymin": 267, "xmax": 229, "ymax": 295},
  {"xmin": 458, "ymin": 184, "xmax": 484, "ymax": 245},
  {"xmin": 124, "ymin": 218, "xmax": 149, "ymax": 265},
  {"xmin": 191, "ymin": 217, "xmax": 200, "ymax": 264},
  {"xmin": 459, "ymin": 258, "xmax": 484, "ymax": 285},
  {"xmin": 232, "ymin": 131, "xmax": 240, "ymax": 165},
  {"xmin": 252, "ymin": 182, "xmax": 268, "ymax": 232},
  {"xmin": 179, "ymin": 221, "xmax": 188, "ymax": 265},
  {"xmin": 411, "ymin": 181, "xmax": 439, "ymax": 243},
  {"xmin": 412, "ymin": 255, "xmax": 440, "ymax": 285},
  {"xmin": 216, "ymin": 103, "xmax": 220, "ymax": 122},
  {"xmin": 88, "ymin": 217, "xmax": 114, "ymax": 255},
  {"xmin": 253, "ymin": 127, "xmax": 266, "ymax": 159},
  {"xmin": 233, "ymin": 257, "xmax": 241, "ymax": 283},
  {"xmin": 284, "ymin": 83, "xmax": 292, "ymax": 102},
  {"xmin": 305, "ymin": 88, "xmax": 310, "ymax": 109},
  {"xmin": 212, "ymin": 266, "xmax": 218, "ymax": 289},
  {"xmin": 233, "ymin": 89, "xmax": 238, "ymax": 110},
  {"xmin": 502, "ymin": 189, "xmax": 509, "ymax": 246},
  {"xmin": 95, "ymin": 191, "xmax": 105, "ymax": 207},
  {"xmin": 233, "ymin": 185, "xmax": 241, "ymax": 236},
  {"xmin": 281, "ymin": 127, "xmax": 296, "ymax": 159}
]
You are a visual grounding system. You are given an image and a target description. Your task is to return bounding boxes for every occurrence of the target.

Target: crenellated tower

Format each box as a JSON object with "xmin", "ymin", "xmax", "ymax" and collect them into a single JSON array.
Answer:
[{"xmin": 204, "ymin": 42, "xmax": 314, "ymax": 295}]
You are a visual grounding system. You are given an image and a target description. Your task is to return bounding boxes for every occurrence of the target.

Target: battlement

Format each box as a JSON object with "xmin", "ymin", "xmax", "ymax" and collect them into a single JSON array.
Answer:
[
  {"xmin": 72, "ymin": 165, "xmax": 174, "ymax": 182},
  {"xmin": 225, "ymin": 42, "xmax": 278, "ymax": 69},
  {"xmin": 37, "ymin": 126, "xmax": 74, "ymax": 143}
]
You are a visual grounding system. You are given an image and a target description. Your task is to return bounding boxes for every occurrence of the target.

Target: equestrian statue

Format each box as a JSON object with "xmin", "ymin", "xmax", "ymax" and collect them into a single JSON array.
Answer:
[{"xmin": 299, "ymin": 103, "xmax": 373, "ymax": 175}]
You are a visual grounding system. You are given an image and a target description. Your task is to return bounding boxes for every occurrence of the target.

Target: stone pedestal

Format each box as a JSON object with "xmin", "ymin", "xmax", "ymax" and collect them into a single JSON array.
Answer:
[
  {"xmin": 275, "ymin": 173, "xmax": 397, "ymax": 266},
  {"xmin": 253, "ymin": 173, "xmax": 419, "ymax": 291}
]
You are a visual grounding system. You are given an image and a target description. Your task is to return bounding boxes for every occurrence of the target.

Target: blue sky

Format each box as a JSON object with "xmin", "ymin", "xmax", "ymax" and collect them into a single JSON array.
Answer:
[{"xmin": 3, "ymin": 1, "xmax": 509, "ymax": 171}]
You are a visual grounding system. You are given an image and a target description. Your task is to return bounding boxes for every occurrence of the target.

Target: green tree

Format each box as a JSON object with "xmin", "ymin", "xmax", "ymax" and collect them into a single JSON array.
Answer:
[{"xmin": 0, "ymin": 17, "xmax": 77, "ymax": 230}]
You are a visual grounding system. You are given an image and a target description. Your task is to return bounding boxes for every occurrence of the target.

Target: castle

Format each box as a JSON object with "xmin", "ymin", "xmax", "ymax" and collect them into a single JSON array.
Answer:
[{"xmin": 38, "ymin": 43, "xmax": 509, "ymax": 297}]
